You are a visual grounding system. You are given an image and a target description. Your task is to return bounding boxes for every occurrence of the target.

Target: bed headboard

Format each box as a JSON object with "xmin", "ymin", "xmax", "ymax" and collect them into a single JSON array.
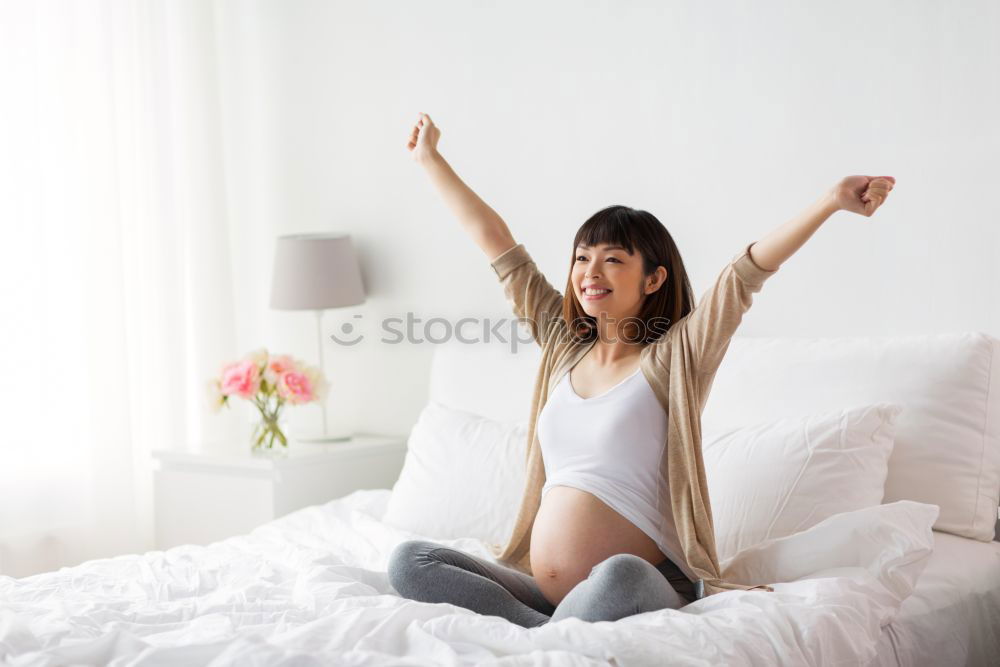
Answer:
[
  {"xmin": 425, "ymin": 330, "xmax": 1000, "ymax": 541},
  {"xmin": 427, "ymin": 335, "xmax": 541, "ymax": 424}
]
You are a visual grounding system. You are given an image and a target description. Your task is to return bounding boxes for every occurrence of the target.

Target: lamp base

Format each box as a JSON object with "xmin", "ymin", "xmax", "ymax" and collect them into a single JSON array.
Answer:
[{"xmin": 293, "ymin": 428, "xmax": 353, "ymax": 443}]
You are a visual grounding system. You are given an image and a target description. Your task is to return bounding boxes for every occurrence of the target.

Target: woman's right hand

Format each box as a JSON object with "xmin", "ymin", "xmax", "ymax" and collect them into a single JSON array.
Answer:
[
  {"xmin": 829, "ymin": 175, "xmax": 896, "ymax": 217},
  {"xmin": 407, "ymin": 112, "xmax": 440, "ymax": 162}
]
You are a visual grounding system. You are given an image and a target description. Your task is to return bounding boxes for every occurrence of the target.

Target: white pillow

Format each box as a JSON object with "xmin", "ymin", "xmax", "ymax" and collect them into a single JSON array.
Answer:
[
  {"xmin": 704, "ymin": 403, "xmax": 903, "ymax": 562},
  {"xmin": 702, "ymin": 333, "xmax": 1000, "ymax": 542},
  {"xmin": 383, "ymin": 401, "xmax": 527, "ymax": 546},
  {"xmin": 722, "ymin": 500, "xmax": 939, "ymax": 604}
]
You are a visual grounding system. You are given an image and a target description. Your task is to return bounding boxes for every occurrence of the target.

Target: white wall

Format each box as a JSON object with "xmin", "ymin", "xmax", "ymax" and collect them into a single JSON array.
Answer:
[{"xmin": 215, "ymin": 0, "xmax": 1000, "ymax": 439}]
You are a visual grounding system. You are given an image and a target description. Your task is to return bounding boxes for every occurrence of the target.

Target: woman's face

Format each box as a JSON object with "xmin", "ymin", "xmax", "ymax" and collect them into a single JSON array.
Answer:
[{"xmin": 571, "ymin": 243, "xmax": 665, "ymax": 323}]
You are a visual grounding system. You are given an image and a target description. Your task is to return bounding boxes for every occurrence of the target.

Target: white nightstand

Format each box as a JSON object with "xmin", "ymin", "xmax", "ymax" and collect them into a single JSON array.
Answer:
[{"xmin": 151, "ymin": 432, "xmax": 407, "ymax": 550}]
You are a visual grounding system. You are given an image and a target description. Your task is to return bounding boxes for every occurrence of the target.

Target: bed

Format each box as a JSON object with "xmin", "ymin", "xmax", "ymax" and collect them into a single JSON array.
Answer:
[
  {"xmin": 2, "ymin": 332, "xmax": 999, "ymax": 666},
  {"xmin": 0, "ymin": 489, "xmax": 993, "ymax": 666},
  {"xmin": 872, "ymin": 529, "xmax": 1000, "ymax": 666}
]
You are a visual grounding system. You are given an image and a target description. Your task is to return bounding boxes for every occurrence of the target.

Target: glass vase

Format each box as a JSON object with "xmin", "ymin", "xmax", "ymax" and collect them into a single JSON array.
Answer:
[{"xmin": 251, "ymin": 397, "xmax": 288, "ymax": 451}]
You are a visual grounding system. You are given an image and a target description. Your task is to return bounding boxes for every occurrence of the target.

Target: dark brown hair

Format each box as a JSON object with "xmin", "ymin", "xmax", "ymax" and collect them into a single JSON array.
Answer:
[{"xmin": 561, "ymin": 205, "xmax": 695, "ymax": 344}]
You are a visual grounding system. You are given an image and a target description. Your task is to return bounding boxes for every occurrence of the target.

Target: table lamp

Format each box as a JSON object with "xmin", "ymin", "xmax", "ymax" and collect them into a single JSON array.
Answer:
[{"xmin": 270, "ymin": 233, "xmax": 365, "ymax": 442}]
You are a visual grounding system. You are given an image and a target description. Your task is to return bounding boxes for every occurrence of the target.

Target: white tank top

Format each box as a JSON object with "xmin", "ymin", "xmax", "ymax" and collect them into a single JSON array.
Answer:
[{"xmin": 537, "ymin": 365, "xmax": 694, "ymax": 582}]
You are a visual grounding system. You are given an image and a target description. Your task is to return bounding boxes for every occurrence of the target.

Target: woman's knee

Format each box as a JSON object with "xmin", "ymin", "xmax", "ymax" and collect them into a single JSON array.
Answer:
[
  {"xmin": 600, "ymin": 554, "xmax": 691, "ymax": 610},
  {"xmin": 589, "ymin": 554, "xmax": 687, "ymax": 614},
  {"xmin": 589, "ymin": 554, "xmax": 652, "ymax": 587},
  {"xmin": 387, "ymin": 539, "xmax": 436, "ymax": 595}
]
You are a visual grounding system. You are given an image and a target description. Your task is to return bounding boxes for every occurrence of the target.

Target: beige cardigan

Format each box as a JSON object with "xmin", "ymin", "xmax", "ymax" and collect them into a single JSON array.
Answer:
[{"xmin": 485, "ymin": 241, "xmax": 778, "ymax": 598}]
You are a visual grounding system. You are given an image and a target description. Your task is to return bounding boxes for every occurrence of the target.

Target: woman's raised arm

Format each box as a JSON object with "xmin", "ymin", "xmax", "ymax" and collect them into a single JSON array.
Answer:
[
  {"xmin": 408, "ymin": 112, "xmax": 516, "ymax": 262},
  {"xmin": 675, "ymin": 174, "xmax": 897, "ymax": 381},
  {"xmin": 749, "ymin": 175, "xmax": 896, "ymax": 270},
  {"xmin": 407, "ymin": 112, "xmax": 564, "ymax": 346}
]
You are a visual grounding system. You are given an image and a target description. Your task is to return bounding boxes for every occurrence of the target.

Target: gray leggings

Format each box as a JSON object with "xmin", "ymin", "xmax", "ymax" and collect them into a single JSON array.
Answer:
[{"xmin": 387, "ymin": 539, "xmax": 697, "ymax": 628}]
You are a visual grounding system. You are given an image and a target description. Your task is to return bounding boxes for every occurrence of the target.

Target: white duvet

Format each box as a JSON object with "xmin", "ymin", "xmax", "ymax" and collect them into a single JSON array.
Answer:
[{"xmin": 0, "ymin": 490, "xmax": 938, "ymax": 666}]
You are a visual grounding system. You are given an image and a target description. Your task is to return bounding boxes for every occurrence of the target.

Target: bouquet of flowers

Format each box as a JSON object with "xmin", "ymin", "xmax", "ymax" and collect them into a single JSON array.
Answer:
[{"xmin": 208, "ymin": 348, "xmax": 329, "ymax": 450}]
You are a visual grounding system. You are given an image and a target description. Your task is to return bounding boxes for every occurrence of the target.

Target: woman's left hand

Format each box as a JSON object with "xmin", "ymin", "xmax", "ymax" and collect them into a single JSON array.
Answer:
[{"xmin": 830, "ymin": 175, "xmax": 896, "ymax": 217}]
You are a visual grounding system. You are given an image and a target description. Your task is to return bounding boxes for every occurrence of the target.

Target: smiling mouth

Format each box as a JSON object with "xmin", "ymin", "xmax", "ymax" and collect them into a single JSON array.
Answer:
[{"xmin": 582, "ymin": 288, "xmax": 612, "ymax": 300}]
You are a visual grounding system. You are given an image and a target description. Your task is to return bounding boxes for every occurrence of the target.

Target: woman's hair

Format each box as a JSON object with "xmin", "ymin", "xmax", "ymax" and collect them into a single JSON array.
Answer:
[{"xmin": 561, "ymin": 205, "xmax": 695, "ymax": 344}]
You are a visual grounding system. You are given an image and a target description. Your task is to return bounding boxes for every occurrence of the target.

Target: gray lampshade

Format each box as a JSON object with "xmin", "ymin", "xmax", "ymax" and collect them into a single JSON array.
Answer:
[{"xmin": 270, "ymin": 233, "xmax": 365, "ymax": 310}]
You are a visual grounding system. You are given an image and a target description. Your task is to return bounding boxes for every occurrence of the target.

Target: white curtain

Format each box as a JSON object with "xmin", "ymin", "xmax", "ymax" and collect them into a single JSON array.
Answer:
[{"xmin": 0, "ymin": 0, "xmax": 241, "ymax": 577}]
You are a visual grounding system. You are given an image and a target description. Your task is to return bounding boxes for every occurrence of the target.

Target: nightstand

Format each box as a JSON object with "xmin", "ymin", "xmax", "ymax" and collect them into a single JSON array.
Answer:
[{"xmin": 151, "ymin": 432, "xmax": 407, "ymax": 550}]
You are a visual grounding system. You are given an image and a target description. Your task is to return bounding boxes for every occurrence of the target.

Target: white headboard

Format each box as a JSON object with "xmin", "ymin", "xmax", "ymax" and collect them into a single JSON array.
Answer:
[
  {"xmin": 424, "ymin": 331, "xmax": 1000, "ymax": 540},
  {"xmin": 427, "ymin": 336, "xmax": 541, "ymax": 424}
]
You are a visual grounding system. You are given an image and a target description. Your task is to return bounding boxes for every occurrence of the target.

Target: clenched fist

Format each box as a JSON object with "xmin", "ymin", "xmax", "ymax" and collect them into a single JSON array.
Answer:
[
  {"xmin": 830, "ymin": 175, "xmax": 896, "ymax": 217},
  {"xmin": 407, "ymin": 112, "xmax": 441, "ymax": 163}
]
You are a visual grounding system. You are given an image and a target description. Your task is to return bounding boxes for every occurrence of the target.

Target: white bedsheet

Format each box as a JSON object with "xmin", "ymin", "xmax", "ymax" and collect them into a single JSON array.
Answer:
[
  {"xmin": 0, "ymin": 490, "xmax": 939, "ymax": 666},
  {"xmin": 871, "ymin": 530, "xmax": 1000, "ymax": 667}
]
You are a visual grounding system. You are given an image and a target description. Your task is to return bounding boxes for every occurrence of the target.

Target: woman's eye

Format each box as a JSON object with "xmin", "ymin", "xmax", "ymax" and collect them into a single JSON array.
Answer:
[{"xmin": 576, "ymin": 255, "xmax": 586, "ymax": 261}]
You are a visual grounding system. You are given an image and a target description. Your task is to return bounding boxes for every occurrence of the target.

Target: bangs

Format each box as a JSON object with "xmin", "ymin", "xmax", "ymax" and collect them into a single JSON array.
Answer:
[{"xmin": 575, "ymin": 206, "xmax": 638, "ymax": 255}]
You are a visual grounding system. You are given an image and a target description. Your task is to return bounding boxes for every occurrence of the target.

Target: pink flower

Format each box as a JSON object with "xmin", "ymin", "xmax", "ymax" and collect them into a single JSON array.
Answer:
[
  {"xmin": 220, "ymin": 359, "xmax": 261, "ymax": 399},
  {"xmin": 264, "ymin": 354, "xmax": 297, "ymax": 385},
  {"xmin": 277, "ymin": 370, "xmax": 316, "ymax": 405}
]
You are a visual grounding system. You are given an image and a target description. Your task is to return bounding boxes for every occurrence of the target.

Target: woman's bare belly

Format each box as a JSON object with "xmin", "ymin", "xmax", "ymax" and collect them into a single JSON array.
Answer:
[{"xmin": 530, "ymin": 485, "xmax": 668, "ymax": 606}]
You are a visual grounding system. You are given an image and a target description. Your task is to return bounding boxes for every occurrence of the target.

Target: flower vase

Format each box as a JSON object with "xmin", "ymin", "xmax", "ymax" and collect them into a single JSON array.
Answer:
[
  {"xmin": 251, "ymin": 396, "xmax": 289, "ymax": 452},
  {"xmin": 210, "ymin": 348, "xmax": 329, "ymax": 456}
]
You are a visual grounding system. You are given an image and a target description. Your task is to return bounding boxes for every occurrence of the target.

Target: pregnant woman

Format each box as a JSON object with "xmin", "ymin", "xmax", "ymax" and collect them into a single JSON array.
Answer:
[{"xmin": 388, "ymin": 112, "xmax": 895, "ymax": 628}]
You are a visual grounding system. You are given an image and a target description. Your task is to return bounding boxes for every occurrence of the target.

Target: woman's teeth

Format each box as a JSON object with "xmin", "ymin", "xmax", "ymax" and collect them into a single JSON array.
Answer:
[{"xmin": 583, "ymin": 288, "xmax": 612, "ymax": 300}]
